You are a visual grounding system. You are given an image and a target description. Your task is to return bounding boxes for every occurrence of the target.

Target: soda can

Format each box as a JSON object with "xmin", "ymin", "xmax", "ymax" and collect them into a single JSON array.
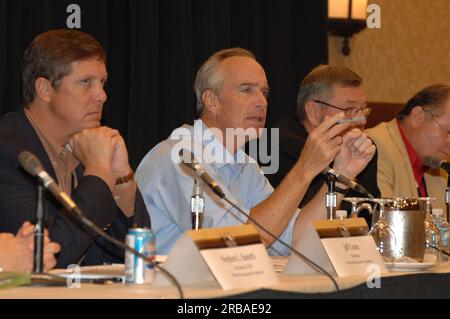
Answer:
[{"xmin": 125, "ymin": 228, "xmax": 155, "ymax": 284}]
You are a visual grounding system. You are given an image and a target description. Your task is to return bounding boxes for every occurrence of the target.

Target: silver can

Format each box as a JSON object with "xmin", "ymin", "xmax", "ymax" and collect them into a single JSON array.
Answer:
[{"xmin": 125, "ymin": 228, "xmax": 155, "ymax": 284}]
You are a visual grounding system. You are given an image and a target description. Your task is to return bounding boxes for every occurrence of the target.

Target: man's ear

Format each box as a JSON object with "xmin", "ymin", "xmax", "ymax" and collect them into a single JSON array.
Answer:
[
  {"xmin": 304, "ymin": 100, "xmax": 322, "ymax": 126},
  {"xmin": 409, "ymin": 105, "xmax": 426, "ymax": 129},
  {"xmin": 202, "ymin": 89, "xmax": 219, "ymax": 114},
  {"xmin": 34, "ymin": 77, "xmax": 53, "ymax": 103}
]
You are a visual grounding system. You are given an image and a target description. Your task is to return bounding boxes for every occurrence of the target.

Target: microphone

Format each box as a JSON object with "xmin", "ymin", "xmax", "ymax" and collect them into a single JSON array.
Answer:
[
  {"xmin": 18, "ymin": 151, "xmax": 184, "ymax": 297},
  {"xmin": 424, "ymin": 156, "xmax": 450, "ymax": 172},
  {"xmin": 323, "ymin": 167, "xmax": 374, "ymax": 198},
  {"xmin": 179, "ymin": 150, "xmax": 225, "ymax": 198},
  {"xmin": 19, "ymin": 151, "xmax": 80, "ymax": 216},
  {"xmin": 191, "ymin": 177, "xmax": 204, "ymax": 230},
  {"xmin": 180, "ymin": 154, "xmax": 340, "ymax": 291},
  {"xmin": 33, "ymin": 184, "xmax": 45, "ymax": 274}
]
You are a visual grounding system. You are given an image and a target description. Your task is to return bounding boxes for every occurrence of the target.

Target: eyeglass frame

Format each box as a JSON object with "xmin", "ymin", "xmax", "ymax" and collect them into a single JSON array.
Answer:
[
  {"xmin": 431, "ymin": 113, "xmax": 450, "ymax": 137},
  {"xmin": 312, "ymin": 99, "xmax": 371, "ymax": 117}
]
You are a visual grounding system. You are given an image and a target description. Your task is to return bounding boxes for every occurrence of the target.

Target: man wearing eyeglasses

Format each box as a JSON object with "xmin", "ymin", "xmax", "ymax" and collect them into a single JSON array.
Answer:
[
  {"xmin": 267, "ymin": 65, "xmax": 380, "ymax": 219},
  {"xmin": 365, "ymin": 83, "xmax": 450, "ymax": 210}
]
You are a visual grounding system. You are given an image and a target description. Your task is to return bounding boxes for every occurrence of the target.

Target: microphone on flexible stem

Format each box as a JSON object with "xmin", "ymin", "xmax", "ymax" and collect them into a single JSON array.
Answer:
[
  {"xmin": 18, "ymin": 151, "xmax": 83, "ymax": 220},
  {"xmin": 179, "ymin": 150, "xmax": 340, "ymax": 291},
  {"xmin": 191, "ymin": 177, "xmax": 204, "ymax": 230},
  {"xmin": 424, "ymin": 156, "xmax": 450, "ymax": 172},
  {"xmin": 33, "ymin": 184, "xmax": 45, "ymax": 273},
  {"xmin": 424, "ymin": 156, "xmax": 450, "ymax": 222},
  {"xmin": 179, "ymin": 149, "xmax": 225, "ymax": 198},
  {"xmin": 323, "ymin": 167, "xmax": 374, "ymax": 198},
  {"xmin": 18, "ymin": 151, "xmax": 184, "ymax": 298},
  {"xmin": 325, "ymin": 174, "xmax": 337, "ymax": 220}
]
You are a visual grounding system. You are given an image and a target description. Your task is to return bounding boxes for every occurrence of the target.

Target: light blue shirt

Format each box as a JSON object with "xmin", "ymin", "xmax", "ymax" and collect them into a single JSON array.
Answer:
[{"xmin": 135, "ymin": 120, "xmax": 299, "ymax": 255}]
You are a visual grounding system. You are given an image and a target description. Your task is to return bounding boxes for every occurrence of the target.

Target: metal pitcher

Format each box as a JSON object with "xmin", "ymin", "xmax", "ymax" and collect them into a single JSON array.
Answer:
[{"xmin": 373, "ymin": 198, "xmax": 426, "ymax": 262}]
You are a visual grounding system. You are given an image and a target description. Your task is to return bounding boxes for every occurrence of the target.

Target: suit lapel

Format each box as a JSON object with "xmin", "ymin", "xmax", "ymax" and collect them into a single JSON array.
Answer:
[
  {"xmin": 16, "ymin": 108, "xmax": 58, "ymax": 180},
  {"xmin": 386, "ymin": 119, "xmax": 418, "ymax": 195}
]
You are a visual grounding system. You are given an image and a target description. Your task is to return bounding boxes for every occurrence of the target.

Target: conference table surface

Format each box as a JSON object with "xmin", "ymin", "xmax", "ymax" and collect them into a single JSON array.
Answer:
[{"xmin": 1, "ymin": 260, "xmax": 450, "ymax": 299}]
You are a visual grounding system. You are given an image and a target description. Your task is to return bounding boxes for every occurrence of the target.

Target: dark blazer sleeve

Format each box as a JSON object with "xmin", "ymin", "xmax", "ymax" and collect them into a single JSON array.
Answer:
[
  {"xmin": 81, "ymin": 188, "xmax": 151, "ymax": 266},
  {"xmin": 0, "ymin": 153, "xmax": 113, "ymax": 267},
  {"xmin": 63, "ymin": 175, "xmax": 122, "ymax": 266},
  {"xmin": 0, "ymin": 110, "xmax": 151, "ymax": 267},
  {"xmin": 0, "ymin": 151, "xmax": 150, "ymax": 267}
]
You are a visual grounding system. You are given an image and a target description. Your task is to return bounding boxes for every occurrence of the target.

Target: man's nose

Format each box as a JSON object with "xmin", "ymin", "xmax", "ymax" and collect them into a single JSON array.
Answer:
[
  {"xmin": 95, "ymin": 85, "xmax": 107, "ymax": 103},
  {"xmin": 256, "ymin": 90, "xmax": 268, "ymax": 109}
]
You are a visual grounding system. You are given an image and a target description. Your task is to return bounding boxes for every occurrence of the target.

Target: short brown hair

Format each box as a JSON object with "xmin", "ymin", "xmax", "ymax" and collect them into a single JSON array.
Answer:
[
  {"xmin": 396, "ymin": 83, "xmax": 450, "ymax": 120},
  {"xmin": 296, "ymin": 65, "xmax": 362, "ymax": 121},
  {"xmin": 194, "ymin": 48, "xmax": 255, "ymax": 115},
  {"xmin": 22, "ymin": 29, "xmax": 106, "ymax": 106}
]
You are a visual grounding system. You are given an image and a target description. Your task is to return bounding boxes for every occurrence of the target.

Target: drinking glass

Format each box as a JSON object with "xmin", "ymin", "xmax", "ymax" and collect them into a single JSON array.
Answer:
[
  {"xmin": 419, "ymin": 197, "xmax": 441, "ymax": 264},
  {"xmin": 342, "ymin": 197, "xmax": 373, "ymax": 219}
]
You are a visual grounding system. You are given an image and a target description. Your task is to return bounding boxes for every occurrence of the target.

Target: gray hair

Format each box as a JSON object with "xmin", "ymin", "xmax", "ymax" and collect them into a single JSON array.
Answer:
[
  {"xmin": 296, "ymin": 65, "xmax": 362, "ymax": 121},
  {"xmin": 194, "ymin": 48, "xmax": 255, "ymax": 115},
  {"xmin": 397, "ymin": 83, "xmax": 450, "ymax": 121}
]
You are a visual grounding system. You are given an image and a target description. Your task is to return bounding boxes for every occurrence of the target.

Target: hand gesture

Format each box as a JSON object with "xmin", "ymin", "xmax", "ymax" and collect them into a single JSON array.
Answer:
[
  {"xmin": 297, "ymin": 113, "xmax": 351, "ymax": 180},
  {"xmin": 16, "ymin": 221, "xmax": 61, "ymax": 272},
  {"xmin": 333, "ymin": 128, "xmax": 376, "ymax": 179},
  {"xmin": 110, "ymin": 130, "xmax": 132, "ymax": 177},
  {"xmin": 72, "ymin": 127, "xmax": 115, "ymax": 172},
  {"xmin": 72, "ymin": 127, "xmax": 118, "ymax": 187}
]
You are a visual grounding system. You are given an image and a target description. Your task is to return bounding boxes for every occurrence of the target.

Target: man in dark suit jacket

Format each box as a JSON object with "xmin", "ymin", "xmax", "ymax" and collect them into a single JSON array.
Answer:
[
  {"xmin": 0, "ymin": 29, "xmax": 150, "ymax": 268},
  {"xmin": 267, "ymin": 65, "xmax": 380, "ymax": 221}
]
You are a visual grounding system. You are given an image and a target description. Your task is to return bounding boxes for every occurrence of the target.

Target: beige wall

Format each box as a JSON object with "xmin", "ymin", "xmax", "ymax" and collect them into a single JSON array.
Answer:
[{"xmin": 328, "ymin": 0, "xmax": 450, "ymax": 104}]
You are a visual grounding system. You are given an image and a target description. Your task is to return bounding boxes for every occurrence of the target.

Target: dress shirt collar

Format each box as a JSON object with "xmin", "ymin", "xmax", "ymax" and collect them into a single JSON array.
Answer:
[
  {"xmin": 191, "ymin": 119, "xmax": 255, "ymax": 170},
  {"xmin": 25, "ymin": 108, "xmax": 70, "ymax": 160},
  {"xmin": 25, "ymin": 108, "xmax": 79, "ymax": 194}
]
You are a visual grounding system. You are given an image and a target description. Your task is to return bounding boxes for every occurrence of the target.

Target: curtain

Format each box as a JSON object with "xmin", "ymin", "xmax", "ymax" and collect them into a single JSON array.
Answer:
[{"xmin": 0, "ymin": 0, "xmax": 327, "ymax": 167}]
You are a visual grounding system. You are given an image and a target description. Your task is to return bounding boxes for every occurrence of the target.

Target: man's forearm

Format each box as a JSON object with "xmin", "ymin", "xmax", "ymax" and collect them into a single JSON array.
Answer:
[
  {"xmin": 249, "ymin": 161, "xmax": 315, "ymax": 246},
  {"xmin": 292, "ymin": 183, "xmax": 346, "ymax": 245}
]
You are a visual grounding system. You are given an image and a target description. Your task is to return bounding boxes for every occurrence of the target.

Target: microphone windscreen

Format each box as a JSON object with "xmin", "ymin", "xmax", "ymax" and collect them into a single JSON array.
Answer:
[
  {"xmin": 424, "ymin": 156, "xmax": 441, "ymax": 169},
  {"xmin": 18, "ymin": 151, "xmax": 43, "ymax": 177},
  {"xmin": 179, "ymin": 149, "xmax": 197, "ymax": 171}
]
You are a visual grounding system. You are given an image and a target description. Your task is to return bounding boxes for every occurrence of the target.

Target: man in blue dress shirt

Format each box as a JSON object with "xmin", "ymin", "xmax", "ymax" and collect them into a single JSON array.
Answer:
[{"xmin": 136, "ymin": 48, "xmax": 375, "ymax": 255}]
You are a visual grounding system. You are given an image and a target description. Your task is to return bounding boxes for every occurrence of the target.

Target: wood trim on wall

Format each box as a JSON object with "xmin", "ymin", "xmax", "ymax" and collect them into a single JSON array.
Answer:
[{"xmin": 366, "ymin": 102, "xmax": 404, "ymax": 129}]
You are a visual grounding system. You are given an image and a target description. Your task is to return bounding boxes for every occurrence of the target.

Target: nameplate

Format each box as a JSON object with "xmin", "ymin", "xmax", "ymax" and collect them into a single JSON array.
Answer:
[
  {"xmin": 313, "ymin": 217, "xmax": 369, "ymax": 238},
  {"xmin": 155, "ymin": 225, "xmax": 278, "ymax": 290},
  {"xmin": 199, "ymin": 243, "xmax": 277, "ymax": 290},
  {"xmin": 314, "ymin": 219, "xmax": 388, "ymax": 277},
  {"xmin": 320, "ymin": 236, "xmax": 388, "ymax": 277},
  {"xmin": 190, "ymin": 225, "xmax": 278, "ymax": 290}
]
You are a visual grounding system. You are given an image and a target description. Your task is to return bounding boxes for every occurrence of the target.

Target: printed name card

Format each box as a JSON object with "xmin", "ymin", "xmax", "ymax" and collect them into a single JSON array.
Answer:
[
  {"xmin": 156, "ymin": 225, "xmax": 278, "ymax": 290},
  {"xmin": 189, "ymin": 225, "xmax": 279, "ymax": 290},
  {"xmin": 314, "ymin": 218, "xmax": 388, "ymax": 277},
  {"xmin": 199, "ymin": 244, "xmax": 277, "ymax": 290},
  {"xmin": 320, "ymin": 236, "xmax": 388, "ymax": 277}
]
